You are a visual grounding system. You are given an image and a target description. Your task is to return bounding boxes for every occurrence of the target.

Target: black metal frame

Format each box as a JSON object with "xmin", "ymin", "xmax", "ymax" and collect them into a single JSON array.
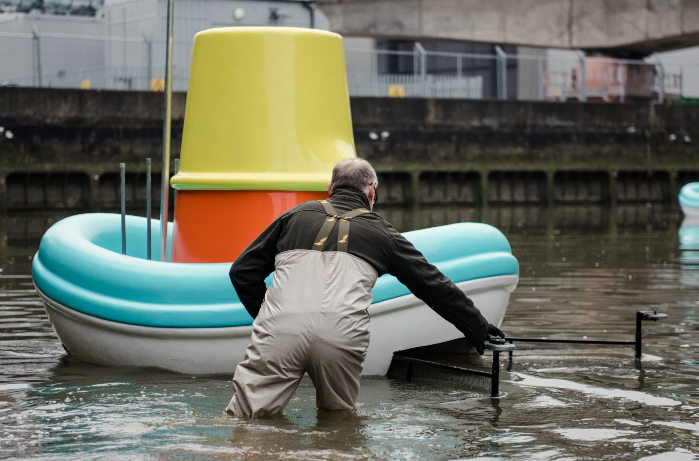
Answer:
[
  {"xmin": 505, "ymin": 310, "xmax": 668, "ymax": 359},
  {"xmin": 394, "ymin": 310, "xmax": 667, "ymax": 399}
]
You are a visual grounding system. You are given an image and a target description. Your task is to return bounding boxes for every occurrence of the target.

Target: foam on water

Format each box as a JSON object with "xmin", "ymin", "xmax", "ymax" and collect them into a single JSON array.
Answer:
[{"xmin": 511, "ymin": 373, "xmax": 681, "ymax": 406}]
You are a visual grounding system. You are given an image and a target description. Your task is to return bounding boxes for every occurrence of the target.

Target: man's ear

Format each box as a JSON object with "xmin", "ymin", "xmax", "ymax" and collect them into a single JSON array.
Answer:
[{"xmin": 327, "ymin": 183, "xmax": 332, "ymax": 195}]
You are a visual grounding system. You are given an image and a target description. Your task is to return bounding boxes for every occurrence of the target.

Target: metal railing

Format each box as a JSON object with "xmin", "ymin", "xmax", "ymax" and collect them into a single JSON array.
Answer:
[
  {"xmin": 0, "ymin": 31, "xmax": 690, "ymax": 101},
  {"xmin": 344, "ymin": 44, "xmax": 686, "ymax": 102},
  {"xmin": 347, "ymin": 73, "xmax": 483, "ymax": 99}
]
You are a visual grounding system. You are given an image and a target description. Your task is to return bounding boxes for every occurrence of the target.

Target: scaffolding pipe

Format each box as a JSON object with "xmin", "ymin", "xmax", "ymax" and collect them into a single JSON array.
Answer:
[
  {"xmin": 173, "ymin": 158, "xmax": 179, "ymax": 219},
  {"xmin": 618, "ymin": 64, "xmax": 626, "ymax": 103},
  {"xmin": 576, "ymin": 50, "xmax": 587, "ymax": 102},
  {"xmin": 120, "ymin": 163, "xmax": 126, "ymax": 255},
  {"xmin": 413, "ymin": 47, "xmax": 418, "ymax": 77},
  {"xmin": 160, "ymin": 0, "xmax": 174, "ymax": 262},
  {"xmin": 654, "ymin": 55, "xmax": 665, "ymax": 104},
  {"xmin": 415, "ymin": 42, "xmax": 427, "ymax": 80},
  {"xmin": 31, "ymin": 25, "xmax": 41, "ymax": 87},
  {"xmin": 146, "ymin": 158, "xmax": 152, "ymax": 260},
  {"xmin": 495, "ymin": 46, "xmax": 507, "ymax": 100},
  {"xmin": 301, "ymin": 1, "xmax": 315, "ymax": 28},
  {"xmin": 142, "ymin": 32, "xmax": 152, "ymax": 87}
]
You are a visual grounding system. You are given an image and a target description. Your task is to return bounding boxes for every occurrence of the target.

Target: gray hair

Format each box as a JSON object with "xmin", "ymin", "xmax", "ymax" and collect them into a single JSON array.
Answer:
[{"xmin": 330, "ymin": 158, "xmax": 377, "ymax": 194}]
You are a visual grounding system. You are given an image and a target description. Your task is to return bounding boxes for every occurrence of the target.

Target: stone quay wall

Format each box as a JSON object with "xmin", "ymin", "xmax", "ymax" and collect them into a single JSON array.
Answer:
[{"xmin": 1, "ymin": 87, "xmax": 699, "ymax": 212}]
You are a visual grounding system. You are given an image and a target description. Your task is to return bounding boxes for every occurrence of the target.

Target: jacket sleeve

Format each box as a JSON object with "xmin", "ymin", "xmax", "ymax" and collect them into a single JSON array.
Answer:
[
  {"xmin": 382, "ymin": 221, "xmax": 489, "ymax": 348},
  {"xmin": 229, "ymin": 213, "xmax": 286, "ymax": 319}
]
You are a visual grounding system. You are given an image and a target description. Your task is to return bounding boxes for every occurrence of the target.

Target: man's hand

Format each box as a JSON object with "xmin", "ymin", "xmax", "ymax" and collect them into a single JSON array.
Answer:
[
  {"xmin": 473, "ymin": 323, "xmax": 506, "ymax": 355},
  {"xmin": 487, "ymin": 323, "xmax": 505, "ymax": 339}
]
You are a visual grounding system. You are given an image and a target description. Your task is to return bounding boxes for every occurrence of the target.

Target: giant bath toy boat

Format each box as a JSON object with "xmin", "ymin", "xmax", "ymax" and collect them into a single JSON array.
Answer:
[
  {"xmin": 680, "ymin": 182, "xmax": 699, "ymax": 219},
  {"xmin": 32, "ymin": 28, "xmax": 519, "ymax": 376}
]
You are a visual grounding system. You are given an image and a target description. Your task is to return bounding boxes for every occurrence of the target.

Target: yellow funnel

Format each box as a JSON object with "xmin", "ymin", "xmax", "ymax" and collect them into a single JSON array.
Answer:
[{"xmin": 171, "ymin": 27, "xmax": 356, "ymax": 191}]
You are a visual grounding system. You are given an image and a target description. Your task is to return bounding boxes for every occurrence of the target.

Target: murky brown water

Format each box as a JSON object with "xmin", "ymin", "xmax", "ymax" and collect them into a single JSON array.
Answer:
[{"xmin": 1, "ymin": 205, "xmax": 698, "ymax": 460}]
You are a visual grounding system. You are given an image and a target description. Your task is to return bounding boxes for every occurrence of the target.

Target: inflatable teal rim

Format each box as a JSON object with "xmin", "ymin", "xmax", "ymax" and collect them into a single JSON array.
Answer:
[{"xmin": 32, "ymin": 214, "xmax": 519, "ymax": 329}]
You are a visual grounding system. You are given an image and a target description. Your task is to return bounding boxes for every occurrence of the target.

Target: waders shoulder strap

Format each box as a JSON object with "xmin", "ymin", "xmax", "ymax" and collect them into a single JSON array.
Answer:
[
  {"xmin": 312, "ymin": 200, "xmax": 370, "ymax": 252},
  {"xmin": 313, "ymin": 201, "xmax": 339, "ymax": 251},
  {"xmin": 337, "ymin": 208, "xmax": 369, "ymax": 252}
]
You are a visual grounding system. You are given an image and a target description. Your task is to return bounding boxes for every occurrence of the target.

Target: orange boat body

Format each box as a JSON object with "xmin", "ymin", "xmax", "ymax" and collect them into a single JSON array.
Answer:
[{"xmin": 171, "ymin": 190, "xmax": 328, "ymax": 263}]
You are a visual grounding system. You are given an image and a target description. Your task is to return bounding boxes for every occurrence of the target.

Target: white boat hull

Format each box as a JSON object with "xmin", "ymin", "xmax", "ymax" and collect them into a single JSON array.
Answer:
[{"xmin": 37, "ymin": 274, "xmax": 518, "ymax": 376}]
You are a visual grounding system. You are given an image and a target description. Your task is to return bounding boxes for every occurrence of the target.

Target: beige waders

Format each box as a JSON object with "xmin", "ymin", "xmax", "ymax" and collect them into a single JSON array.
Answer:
[{"xmin": 227, "ymin": 202, "xmax": 377, "ymax": 417}]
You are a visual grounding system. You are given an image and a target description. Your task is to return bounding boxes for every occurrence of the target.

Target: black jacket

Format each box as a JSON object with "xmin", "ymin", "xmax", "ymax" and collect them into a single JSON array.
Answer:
[{"xmin": 230, "ymin": 186, "xmax": 489, "ymax": 348}]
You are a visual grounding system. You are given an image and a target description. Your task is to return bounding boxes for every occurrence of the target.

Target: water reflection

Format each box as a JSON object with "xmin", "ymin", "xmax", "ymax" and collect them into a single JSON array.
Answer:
[
  {"xmin": 680, "ymin": 217, "xmax": 699, "ymax": 286},
  {"xmin": 1, "ymin": 205, "xmax": 699, "ymax": 460}
]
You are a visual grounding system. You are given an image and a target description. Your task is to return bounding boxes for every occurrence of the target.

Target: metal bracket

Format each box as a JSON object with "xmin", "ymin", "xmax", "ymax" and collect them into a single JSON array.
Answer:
[
  {"xmin": 486, "ymin": 337, "xmax": 516, "ymax": 352},
  {"xmin": 640, "ymin": 310, "xmax": 668, "ymax": 321}
]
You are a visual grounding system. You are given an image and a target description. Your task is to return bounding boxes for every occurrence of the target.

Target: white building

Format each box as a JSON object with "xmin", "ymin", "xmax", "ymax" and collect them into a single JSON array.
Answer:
[{"xmin": 0, "ymin": 0, "xmax": 330, "ymax": 90}]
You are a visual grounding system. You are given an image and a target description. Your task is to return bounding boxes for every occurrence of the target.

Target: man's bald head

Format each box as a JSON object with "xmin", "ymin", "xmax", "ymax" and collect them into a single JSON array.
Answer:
[{"xmin": 329, "ymin": 158, "xmax": 377, "ymax": 195}]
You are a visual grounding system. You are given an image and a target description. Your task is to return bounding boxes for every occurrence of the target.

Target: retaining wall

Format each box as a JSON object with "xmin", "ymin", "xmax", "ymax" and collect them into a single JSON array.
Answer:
[{"xmin": 2, "ymin": 87, "xmax": 699, "ymax": 211}]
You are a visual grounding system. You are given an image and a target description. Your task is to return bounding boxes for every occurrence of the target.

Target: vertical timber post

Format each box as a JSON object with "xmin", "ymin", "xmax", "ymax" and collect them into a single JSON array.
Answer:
[
  {"xmin": 0, "ymin": 173, "xmax": 7, "ymax": 213},
  {"xmin": 547, "ymin": 171, "xmax": 555, "ymax": 207},
  {"xmin": 411, "ymin": 171, "xmax": 420, "ymax": 231},
  {"xmin": 669, "ymin": 171, "xmax": 678, "ymax": 206},
  {"xmin": 609, "ymin": 171, "xmax": 618, "ymax": 208},
  {"xmin": 480, "ymin": 170, "xmax": 489, "ymax": 208},
  {"xmin": 89, "ymin": 173, "xmax": 100, "ymax": 212},
  {"xmin": 410, "ymin": 171, "xmax": 420, "ymax": 207}
]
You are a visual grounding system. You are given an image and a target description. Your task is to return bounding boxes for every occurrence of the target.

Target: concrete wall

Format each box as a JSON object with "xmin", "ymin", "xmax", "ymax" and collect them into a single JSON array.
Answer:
[
  {"xmin": 1, "ymin": 87, "xmax": 699, "ymax": 211},
  {"xmin": 317, "ymin": 0, "xmax": 699, "ymax": 56}
]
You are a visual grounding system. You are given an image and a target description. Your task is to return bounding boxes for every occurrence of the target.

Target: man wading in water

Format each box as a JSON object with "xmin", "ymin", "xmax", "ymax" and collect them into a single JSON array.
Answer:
[{"xmin": 226, "ymin": 158, "xmax": 504, "ymax": 417}]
